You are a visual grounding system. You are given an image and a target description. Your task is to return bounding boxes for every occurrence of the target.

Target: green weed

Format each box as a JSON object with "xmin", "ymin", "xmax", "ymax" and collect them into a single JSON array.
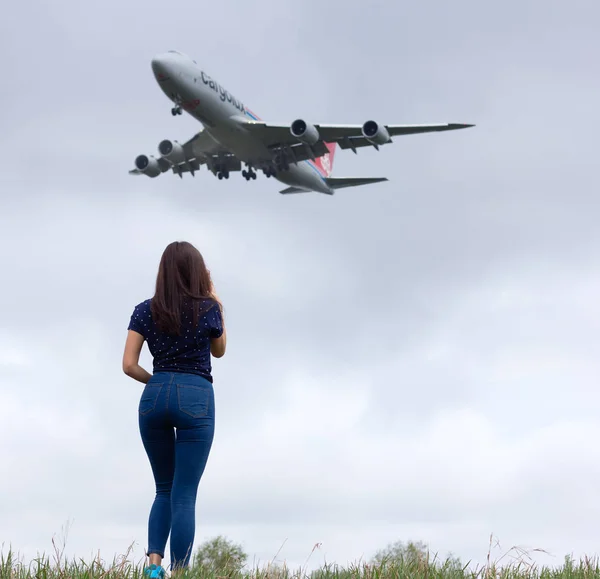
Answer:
[{"xmin": 1, "ymin": 534, "xmax": 598, "ymax": 579}]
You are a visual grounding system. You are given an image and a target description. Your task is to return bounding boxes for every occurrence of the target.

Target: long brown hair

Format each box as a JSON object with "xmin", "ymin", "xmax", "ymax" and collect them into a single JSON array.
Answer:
[{"xmin": 150, "ymin": 241, "xmax": 219, "ymax": 335}]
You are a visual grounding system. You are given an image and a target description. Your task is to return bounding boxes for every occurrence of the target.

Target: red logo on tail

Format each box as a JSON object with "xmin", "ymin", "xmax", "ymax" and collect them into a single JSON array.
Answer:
[{"xmin": 314, "ymin": 142, "xmax": 337, "ymax": 177}]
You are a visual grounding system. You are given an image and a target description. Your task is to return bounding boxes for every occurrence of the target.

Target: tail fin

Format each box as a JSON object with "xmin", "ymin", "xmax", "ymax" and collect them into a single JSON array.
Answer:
[{"xmin": 314, "ymin": 142, "xmax": 337, "ymax": 177}]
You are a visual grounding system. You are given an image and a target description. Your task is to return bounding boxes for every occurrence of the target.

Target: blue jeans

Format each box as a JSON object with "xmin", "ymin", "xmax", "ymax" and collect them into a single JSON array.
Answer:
[{"xmin": 138, "ymin": 372, "xmax": 215, "ymax": 570}]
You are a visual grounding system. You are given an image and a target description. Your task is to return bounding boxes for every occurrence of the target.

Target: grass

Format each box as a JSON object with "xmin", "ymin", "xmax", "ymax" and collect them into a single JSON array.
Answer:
[{"xmin": 1, "ymin": 535, "xmax": 599, "ymax": 579}]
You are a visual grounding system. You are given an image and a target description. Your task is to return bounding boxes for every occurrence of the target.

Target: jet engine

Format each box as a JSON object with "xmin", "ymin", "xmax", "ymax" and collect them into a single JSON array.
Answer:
[
  {"xmin": 290, "ymin": 119, "xmax": 320, "ymax": 145},
  {"xmin": 158, "ymin": 139, "xmax": 186, "ymax": 164},
  {"xmin": 134, "ymin": 154, "xmax": 162, "ymax": 177},
  {"xmin": 361, "ymin": 120, "xmax": 390, "ymax": 145}
]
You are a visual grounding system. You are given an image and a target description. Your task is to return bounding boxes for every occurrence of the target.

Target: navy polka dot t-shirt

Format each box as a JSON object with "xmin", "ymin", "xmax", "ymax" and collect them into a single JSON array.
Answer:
[{"xmin": 127, "ymin": 298, "xmax": 223, "ymax": 382}]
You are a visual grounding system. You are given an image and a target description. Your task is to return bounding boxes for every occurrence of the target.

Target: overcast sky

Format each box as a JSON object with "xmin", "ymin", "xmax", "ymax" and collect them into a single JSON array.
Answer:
[{"xmin": 1, "ymin": 0, "xmax": 600, "ymax": 573}]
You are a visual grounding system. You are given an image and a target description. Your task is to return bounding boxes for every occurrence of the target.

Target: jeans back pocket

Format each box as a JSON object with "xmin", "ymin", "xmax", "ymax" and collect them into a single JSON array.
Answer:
[
  {"xmin": 139, "ymin": 383, "xmax": 163, "ymax": 415},
  {"xmin": 176, "ymin": 383, "xmax": 211, "ymax": 418}
]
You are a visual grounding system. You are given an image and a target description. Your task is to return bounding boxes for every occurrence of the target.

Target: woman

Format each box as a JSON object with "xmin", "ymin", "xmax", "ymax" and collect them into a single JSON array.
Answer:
[{"xmin": 122, "ymin": 241, "xmax": 227, "ymax": 578}]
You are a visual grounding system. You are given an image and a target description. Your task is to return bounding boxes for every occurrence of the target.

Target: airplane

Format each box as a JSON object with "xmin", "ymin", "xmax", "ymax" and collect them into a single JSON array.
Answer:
[{"xmin": 129, "ymin": 51, "xmax": 474, "ymax": 195}]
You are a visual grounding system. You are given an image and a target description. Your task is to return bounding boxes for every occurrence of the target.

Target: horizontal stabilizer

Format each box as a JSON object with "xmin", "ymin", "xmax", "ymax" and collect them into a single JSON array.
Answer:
[
  {"xmin": 279, "ymin": 177, "xmax": 388, "ymax": 194},
  {"xmin": 279, "ymin": 186, "xmax": 309, "ymax": 194},
  {"xmin": 324, "ymin": 177, "xmax": 388, "ymax": 190}
]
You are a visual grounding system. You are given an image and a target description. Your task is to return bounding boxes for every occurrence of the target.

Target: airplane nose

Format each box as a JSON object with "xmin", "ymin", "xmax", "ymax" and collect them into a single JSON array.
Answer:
[{"xmin": 151, "ymin": 54, "xmax": 170, "ymax": 79}]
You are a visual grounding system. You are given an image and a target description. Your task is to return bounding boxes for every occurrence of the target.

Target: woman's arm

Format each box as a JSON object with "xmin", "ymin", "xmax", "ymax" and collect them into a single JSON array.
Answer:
[
  {"xmin": 211, "ymin": 324, "xmax": 227, "ymax": 358},
  {"xmin": 208, "ymin": 291, "xmax": 227, "ymax": 358},
  {"xmin": 122, "ymin": 330, "xmax": 153, "ymax": 383}
]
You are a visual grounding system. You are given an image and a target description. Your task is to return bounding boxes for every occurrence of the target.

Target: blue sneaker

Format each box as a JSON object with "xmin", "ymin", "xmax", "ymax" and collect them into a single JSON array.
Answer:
[{"xmin": 144, "ymin": 563, "xmax": 166, "ymax": 578}]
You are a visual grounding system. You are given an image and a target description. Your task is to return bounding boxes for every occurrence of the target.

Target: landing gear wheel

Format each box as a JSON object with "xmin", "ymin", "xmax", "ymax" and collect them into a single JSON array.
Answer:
[{"xmin": 171, "ymin": 106, "xmax": 182, "ymax": 116}]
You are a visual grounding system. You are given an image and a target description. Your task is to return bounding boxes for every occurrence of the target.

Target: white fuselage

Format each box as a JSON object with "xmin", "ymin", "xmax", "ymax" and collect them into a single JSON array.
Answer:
[{"xmin": 151, "ymin": 51, "xmax": 333, "ymax": 194}]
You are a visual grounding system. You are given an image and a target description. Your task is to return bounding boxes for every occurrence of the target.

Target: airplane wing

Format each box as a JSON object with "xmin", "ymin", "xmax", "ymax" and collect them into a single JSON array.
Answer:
[
  {"xmin": 240, "ymin": 119, "xmax": 474, "ymax": 154},
  {"xmin": 129, "ymin": 129, "xmax": 241, "ymax": 177}
]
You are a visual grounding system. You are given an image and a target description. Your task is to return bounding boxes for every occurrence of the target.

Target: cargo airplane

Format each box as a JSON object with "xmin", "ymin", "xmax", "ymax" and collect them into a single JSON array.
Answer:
[{"xmin": 130, "ymin": 51, "xmax": 474, "ymax": 195}]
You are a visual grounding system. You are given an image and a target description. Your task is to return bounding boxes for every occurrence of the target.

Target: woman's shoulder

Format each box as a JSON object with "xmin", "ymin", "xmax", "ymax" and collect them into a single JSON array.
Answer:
[
  {"xmin": 200, "ymin": 298, "xmax": 222, "ymax": 317},
  {"xmin": 132, "ymin": 298, "xmax": 153, "ymax": 316},
  {"xmin": 128, "ymin": 298, "xmax": 153, "ymax": 335}
]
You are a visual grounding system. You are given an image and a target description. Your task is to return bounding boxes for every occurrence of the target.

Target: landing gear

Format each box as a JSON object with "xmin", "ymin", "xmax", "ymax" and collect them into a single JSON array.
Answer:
[
  {"xmin": 263, "ymin": 167, "xmax": 276, "ymax": 178},
  {"xmin": 171, "ymin": 106, "xmax": 182, "ymax": 116},
  {"xmin": 212, "ymin": 162, "xmax": 230, "ymax": 180},
  {"xmin": 242, "ymin": 168, "xmax": 257, "ymax": 181},
  {"xmin": 274, "ymin": 154, "xmax": 290, "ymax": 172}
]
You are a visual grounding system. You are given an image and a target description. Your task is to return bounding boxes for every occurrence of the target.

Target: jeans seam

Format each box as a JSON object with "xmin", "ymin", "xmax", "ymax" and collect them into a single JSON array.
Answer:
[{"xmin": 165, "ymin": 372, "xmax": 175, "ymax": 412}]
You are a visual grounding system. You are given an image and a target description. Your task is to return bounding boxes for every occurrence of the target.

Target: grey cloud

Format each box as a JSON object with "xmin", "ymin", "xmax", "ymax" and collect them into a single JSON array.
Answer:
[{"xmin": 2, "ymin": 0, "xmax": 600, "ymax": 572}]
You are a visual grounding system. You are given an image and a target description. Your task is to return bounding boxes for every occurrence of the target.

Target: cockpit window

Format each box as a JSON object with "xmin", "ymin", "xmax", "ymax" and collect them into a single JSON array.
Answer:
[{"xmin": 167, "ymin": 50, "xmax": 195, "ymax": 63}]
